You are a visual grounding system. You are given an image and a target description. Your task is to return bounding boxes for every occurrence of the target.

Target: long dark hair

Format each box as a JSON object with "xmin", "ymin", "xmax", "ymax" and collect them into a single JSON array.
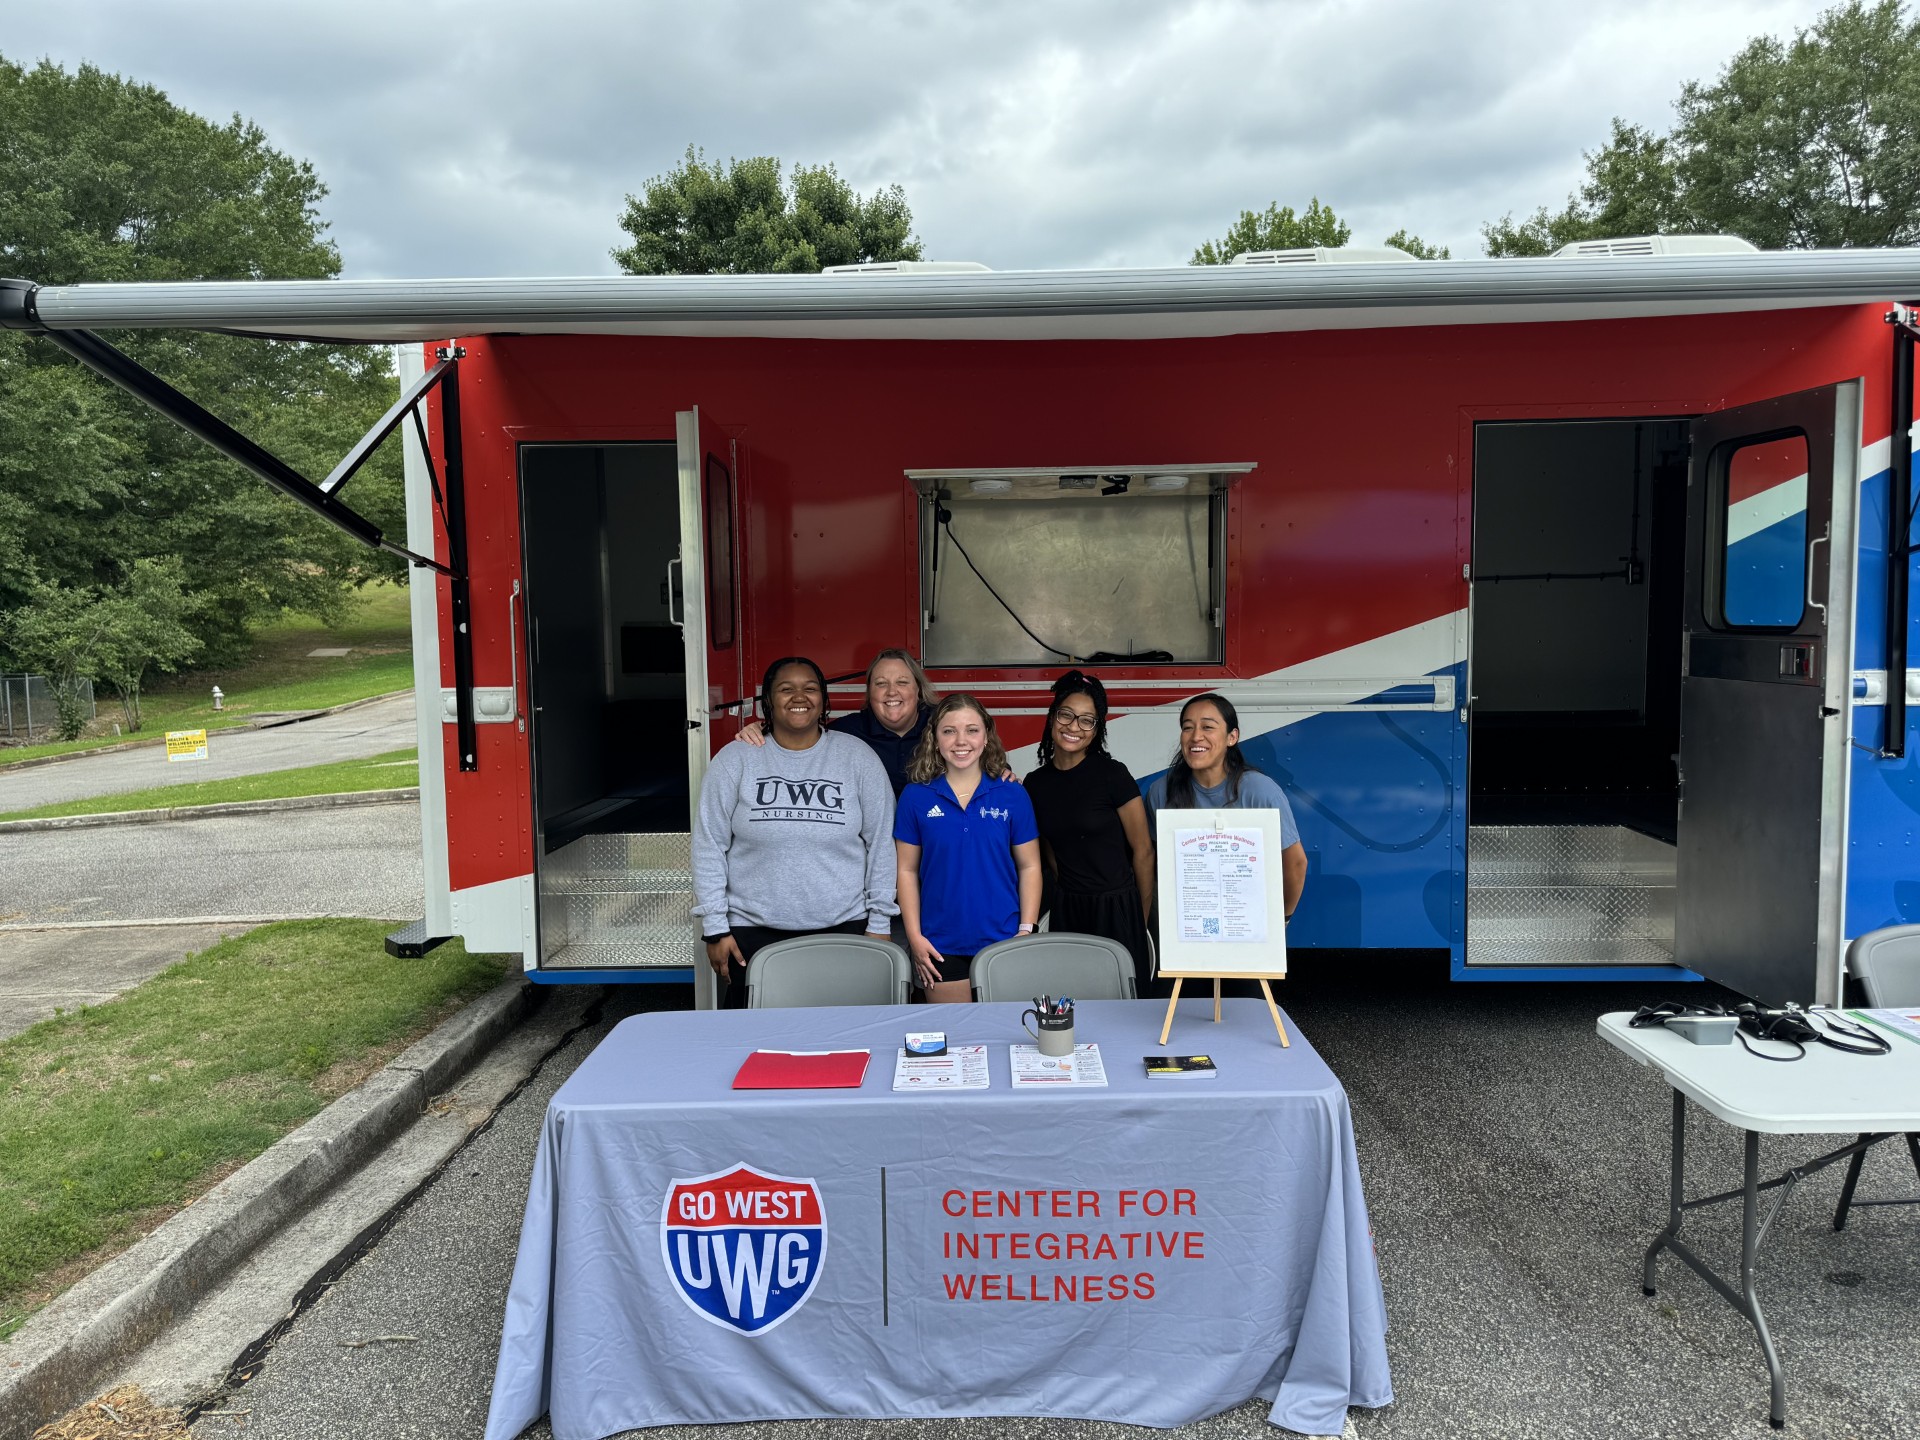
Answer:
[
  {"xmin": 1164, "ymin": 692, "xmax": 1257, "ymax": 807},
  {"xmin": 1037, "ymin": 669, "xmax": 1110, "ymax": 766},
  {"xmin": 758, "ymin": 656, "xmax": 830, "ymax": 733},
  {"xmin": 907, "ymin": 693, "xmax": 1011, "ymax": 786}
]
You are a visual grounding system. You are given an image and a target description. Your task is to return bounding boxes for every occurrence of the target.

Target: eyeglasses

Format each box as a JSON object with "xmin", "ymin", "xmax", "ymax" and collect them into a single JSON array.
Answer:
[{"xmin": 1054, "ymin": 711, "xmax": 1099, "ymax": 732}]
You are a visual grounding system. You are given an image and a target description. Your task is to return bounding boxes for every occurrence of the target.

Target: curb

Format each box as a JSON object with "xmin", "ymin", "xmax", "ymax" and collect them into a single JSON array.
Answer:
[
  {"xmin": 0, "ymin": 973, "xmax": 540, "ymax": 1437},
  {"xmin": 0, "ymin": 690, "xmax": 413, "ymax": 773},
  {"xmin": 0, "ymin": 787, "xmax": 420, "ymax": 834}
]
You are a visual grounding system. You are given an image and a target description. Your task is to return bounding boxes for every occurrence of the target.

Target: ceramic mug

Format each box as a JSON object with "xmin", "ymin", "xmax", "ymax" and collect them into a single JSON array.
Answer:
[{"xmin": 1021, "ymin": 1006, "xmax": 1074, "ymax": 1057}]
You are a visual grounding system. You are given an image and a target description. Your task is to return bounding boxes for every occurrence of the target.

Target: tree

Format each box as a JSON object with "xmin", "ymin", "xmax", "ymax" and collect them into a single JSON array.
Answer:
[
  {"xmin": 1384, "ymin": 229, "xmax": 1451, "ymax": 260},
  {"xmin": 89, "ymin": 559, "xmax": 202, "ymax": 730},
  {"xmin": 1484, "ymin": 1, "xmax": 1920, "ymax": 255},
  {"xmin": 0, "ymin": 56, "xmax": 406, "ymax": 672},
  {"xmin": 1192, "ymin": 199, "xmax": 1351, "ymax": 264},
  {"xmin": 613, "ymin": 147, "xmax": 923, "ymax": 275},
  {"xmin": 4, "ymin": 584, "xmax": 99, "ymax": 739}
]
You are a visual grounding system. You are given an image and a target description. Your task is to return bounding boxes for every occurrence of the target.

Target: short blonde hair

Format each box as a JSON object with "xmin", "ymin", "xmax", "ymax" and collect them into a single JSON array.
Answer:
[
  {"xmin": 907, "ymin": 693, "xmax": 1010, "ymax": 786},
  {"xmin": 867, "ymin": 648, "xmax": 938, "ymax": 708}
]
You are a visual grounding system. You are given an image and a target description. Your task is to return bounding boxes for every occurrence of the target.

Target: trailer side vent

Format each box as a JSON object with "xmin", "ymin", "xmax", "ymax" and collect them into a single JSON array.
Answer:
[
  {"xmin": 1552, "ymin": 235, "xmax": 1760, "ymax": 258},
  {"xmin": 1228, "ymin": 246, "xmax": 1420, "ymax": 266},
  {"xmin": 820, "ymin": 260, "xmax": 993, "ymax": 275}
]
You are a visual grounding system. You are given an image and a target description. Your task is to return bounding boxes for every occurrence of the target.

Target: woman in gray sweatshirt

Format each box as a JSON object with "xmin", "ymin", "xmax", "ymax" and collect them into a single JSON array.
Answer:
[{"xmin": 692, "ymin": 656, "xmax": 898, "ymax": 1007}]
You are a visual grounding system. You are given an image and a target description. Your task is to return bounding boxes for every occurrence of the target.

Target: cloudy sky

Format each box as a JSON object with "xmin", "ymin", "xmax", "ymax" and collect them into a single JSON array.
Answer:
[{"xmin": 12, "ymin": 0, "xmax": 1841, "ymax": 278}]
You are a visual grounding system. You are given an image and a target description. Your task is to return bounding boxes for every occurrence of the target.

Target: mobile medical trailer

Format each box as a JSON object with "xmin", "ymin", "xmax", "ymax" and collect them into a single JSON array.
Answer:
[{"xmin": 7, "ymin": 240, "xmax": 1918, "ymax": 1009}]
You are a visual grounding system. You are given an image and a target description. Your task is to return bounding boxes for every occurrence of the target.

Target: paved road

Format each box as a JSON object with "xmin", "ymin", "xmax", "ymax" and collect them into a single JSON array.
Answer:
[
  {"xmin": 187, "ymin": 969, "xmax": 1920, "ymax": 1440},
  {"xmin": 0, "ymin": 693, "xmax": 416, "ymax": 813},
  {"xmin": 0, "ymin": 802, "xmax": 422, "ymax": 926}
]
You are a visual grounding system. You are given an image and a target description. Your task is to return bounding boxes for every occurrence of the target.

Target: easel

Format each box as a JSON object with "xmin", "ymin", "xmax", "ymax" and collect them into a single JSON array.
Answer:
[
  {"xmin": 1157, "ymin": 974, "xmax": 1289, "ymax": 1047},
  {"xmin": 1152, "ymin": 806, "xmax": 1290, "ymax": 1048}
]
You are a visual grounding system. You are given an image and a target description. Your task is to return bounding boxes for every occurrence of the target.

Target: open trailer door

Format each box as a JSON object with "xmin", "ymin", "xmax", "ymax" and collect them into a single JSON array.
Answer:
[
  {"xmin": 1675, "ymin": 382, "xmax": 1860, "ymax": 1006},
  {"xmin": 676, "ymin": 409, "xmax": 739, "ymax": 1006},
  {"xmin": 516, "ymin": 412, "xmax": 736, "ymax": 993}
]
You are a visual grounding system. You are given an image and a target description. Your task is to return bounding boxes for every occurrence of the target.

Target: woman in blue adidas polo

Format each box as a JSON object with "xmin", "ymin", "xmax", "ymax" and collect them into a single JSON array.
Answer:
[{"xmin": 894, "ymin": 694, "xmax": 1042, "ymax": 993}]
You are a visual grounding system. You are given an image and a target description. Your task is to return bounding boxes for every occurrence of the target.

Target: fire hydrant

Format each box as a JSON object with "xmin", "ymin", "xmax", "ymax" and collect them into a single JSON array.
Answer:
[{"xmin": 211, "ymin": 686, "xmax": 224, "ymax": 712}]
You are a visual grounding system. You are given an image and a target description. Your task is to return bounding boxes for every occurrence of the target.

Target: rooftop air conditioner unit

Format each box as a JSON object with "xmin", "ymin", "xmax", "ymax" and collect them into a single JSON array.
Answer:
[
  {"xmin": 820, "ymin": 260, "xmax": 994, "ymax": 275},
  {"xmin": 1227, "ymin": 246, "xmax": 1422, "ymax": 266},
  {"xmin": 1551, "ymin": 235, "xmax": 1760, "ymax": 258}
]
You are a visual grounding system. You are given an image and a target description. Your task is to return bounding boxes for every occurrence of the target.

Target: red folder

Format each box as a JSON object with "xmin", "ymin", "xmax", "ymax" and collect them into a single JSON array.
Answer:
[{"xmin": 732, "ymin": 1049, "xmax": 872, "ymax": 1090}]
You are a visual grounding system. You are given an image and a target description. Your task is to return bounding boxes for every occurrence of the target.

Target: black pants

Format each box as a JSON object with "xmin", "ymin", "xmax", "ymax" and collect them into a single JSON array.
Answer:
[{"xmin": 721, "ymin": 919, "xmax": 867, "ymax": 1009}]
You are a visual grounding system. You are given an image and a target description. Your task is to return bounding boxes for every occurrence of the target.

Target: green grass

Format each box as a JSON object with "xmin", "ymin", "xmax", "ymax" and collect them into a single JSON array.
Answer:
[
  {"xmin": 0, "ymin": 920, "xmax": 506, "ymax": 1341},
  {"xmin": 1, "ymin": 584, "xmax": 413, "ymax": 765},
  {"xmin": 0, "ymin": 748, "xmax": 419, "ymax": 823}
]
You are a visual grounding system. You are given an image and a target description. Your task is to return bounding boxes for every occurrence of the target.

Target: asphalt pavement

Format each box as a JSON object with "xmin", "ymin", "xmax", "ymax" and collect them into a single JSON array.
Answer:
[
  {"xmin": 0, "ymin": 802, "xmax": 422, "ymax": 926},
  {"xmin": 0, "ymin": 692, "xmax": 416, "ymax": 813},
  {"xmin": 184, "ymin": 968, "xmax": 1920, "ymax": 1440}
]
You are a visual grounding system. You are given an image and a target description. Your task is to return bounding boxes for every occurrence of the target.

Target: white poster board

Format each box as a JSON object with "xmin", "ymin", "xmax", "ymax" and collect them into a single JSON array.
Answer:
[{"xmin": 1154, "ymin": 808, "xmax": 1288, "ymax": 980}]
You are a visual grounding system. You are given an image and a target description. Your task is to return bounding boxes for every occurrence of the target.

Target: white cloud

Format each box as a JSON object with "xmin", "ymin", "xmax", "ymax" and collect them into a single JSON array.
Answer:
[{"xmin": 9, "ymin": 0, "xmax": 1838, "ymax": 277}]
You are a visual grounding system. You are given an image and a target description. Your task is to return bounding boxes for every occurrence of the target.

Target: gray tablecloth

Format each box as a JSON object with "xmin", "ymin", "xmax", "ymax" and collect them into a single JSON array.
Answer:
[{"xmin": 486, "ymin": 998, "xmax": 1391, "ymax": 1439}]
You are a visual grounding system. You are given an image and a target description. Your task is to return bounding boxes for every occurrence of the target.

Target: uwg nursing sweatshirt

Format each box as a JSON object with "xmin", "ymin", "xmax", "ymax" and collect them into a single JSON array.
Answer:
[{"xmin": 691, "ymin": 730, "xmax": 898, "ymax": 936}]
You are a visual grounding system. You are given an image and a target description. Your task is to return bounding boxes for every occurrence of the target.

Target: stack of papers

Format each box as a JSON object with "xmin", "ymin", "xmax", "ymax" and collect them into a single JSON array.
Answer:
[
  {"xmin": 1009, "ymin": 1043, "xmax": 1108, "ymax": 1087},
  {"xmin": 892, "ymin": 1044, "xmax": 990, "ymax": 1090},
  {"xmin": 1854, "ymin": 1009, "xmax": 1920, "ymax": 1046}
]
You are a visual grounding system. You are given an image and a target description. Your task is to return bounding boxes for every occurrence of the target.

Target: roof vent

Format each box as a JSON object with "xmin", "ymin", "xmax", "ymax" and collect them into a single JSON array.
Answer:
[
  {"xmin": 1227, "ymin": 246, "xmax": 1420, "ymax": 266},
  {"xmin": 820, "ymin": 260, "xmax": 993, "ymax": 275},
  {"xmin": 1551, "ymin": 235, "xmax": 1760, "ymax": 259}
]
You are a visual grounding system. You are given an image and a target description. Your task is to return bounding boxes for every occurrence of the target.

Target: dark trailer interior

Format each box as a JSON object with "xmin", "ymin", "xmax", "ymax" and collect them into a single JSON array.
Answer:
[
  {"xmin": 1468, "ymin": 420, "xmax": 1690, "ymax": 969},
  {"xmin": 520, "ymin": 441, "xmax": 699, "ymax": 972}
]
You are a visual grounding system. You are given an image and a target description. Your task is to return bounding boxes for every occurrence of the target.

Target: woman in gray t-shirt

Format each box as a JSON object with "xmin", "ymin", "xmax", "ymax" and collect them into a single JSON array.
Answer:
[
  {"xmin": 691, "ymin": 656, "xmax": 897, "ymax": 1007},
  {"xmin": 1145, "ymin": 692, "xmax": 1308, "ymax": 921}
]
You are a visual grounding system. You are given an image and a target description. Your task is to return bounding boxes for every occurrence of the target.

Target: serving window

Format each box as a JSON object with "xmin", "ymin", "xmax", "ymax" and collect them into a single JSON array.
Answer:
[{"xmin": 908, "ymin": 465, "xmax": 1251, "ymax": 667}]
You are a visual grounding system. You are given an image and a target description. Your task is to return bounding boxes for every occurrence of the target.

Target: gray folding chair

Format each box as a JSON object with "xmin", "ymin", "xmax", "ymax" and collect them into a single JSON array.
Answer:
[
  {"xmin": 746, "ymin": 935, "xmax": 911, "ymax": 1008},
  {"xmin": 969, "ymin": 933, "xmax": 1136, "ymax": 1004},
  {"xmin": 1833, "ymin": 924, "xmax": 1920, "ymax": 1230}
]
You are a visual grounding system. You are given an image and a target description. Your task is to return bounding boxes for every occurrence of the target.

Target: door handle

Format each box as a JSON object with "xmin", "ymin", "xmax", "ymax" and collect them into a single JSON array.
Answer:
[
  {"xmin": 1806, "ymin": 532, "xmax": 1828, "ymax": 619},
  {"xmin": 666, "ymin": 558, "xmax": 684, "ymax": 628},
  {"xmin": 507, "ymin": 579, "xmax": 523, "ymax": 727}
]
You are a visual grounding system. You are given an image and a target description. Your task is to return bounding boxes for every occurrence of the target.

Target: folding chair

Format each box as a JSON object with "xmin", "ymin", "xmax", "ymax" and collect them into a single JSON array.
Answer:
[
  {"xmin": 969, "ymin": 932, "xmax": 1136, "ymax": 1004},
  {"xmin": 745, "ymin": 934, "xmax": 911, "ymax": 1008},
  {"xmin": 1833, "ymin": 924, "xmax": 1920, "ymax": 1230}
]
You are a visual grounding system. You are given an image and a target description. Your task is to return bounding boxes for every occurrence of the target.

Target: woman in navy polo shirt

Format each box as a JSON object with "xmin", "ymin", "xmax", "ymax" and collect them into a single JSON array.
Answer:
[{"xmin": 894, "ymin": 694, "xmax": 1042, "ymax": 993}]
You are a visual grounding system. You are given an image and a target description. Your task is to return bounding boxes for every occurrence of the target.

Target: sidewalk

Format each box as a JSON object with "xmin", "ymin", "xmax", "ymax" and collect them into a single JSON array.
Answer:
[
  {"xmin": 0, "ymin": 924, "xmax": 245, "ymax": 1041},
  {"xmin": 0, "ymin": 693, "xmax": 415, "ymax": 812}
]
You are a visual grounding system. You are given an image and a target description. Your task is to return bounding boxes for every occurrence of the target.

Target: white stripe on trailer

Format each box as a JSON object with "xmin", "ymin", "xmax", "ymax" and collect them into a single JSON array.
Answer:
[
  {"xmin": 1727, "ymin": 473, "xmax": 1808, "ymax": 545},
  {"xmin": 1004, "ymin": 612, "xmax": 1461, "ymax": 775}
]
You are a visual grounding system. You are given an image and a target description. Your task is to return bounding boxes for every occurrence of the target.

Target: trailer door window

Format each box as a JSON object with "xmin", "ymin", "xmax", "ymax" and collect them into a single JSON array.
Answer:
[{"xmin": 1717, "ymin": 433, "xmax": 1809, "ymax": 629}]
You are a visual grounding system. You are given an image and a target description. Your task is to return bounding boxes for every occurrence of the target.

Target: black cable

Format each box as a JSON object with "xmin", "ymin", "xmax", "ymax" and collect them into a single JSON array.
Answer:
[
  {"xmin": 1811, "ymin": 1008, "xmax": 1893, "ymax": 1055},
  {"xmin": 938, "ymin": 515, "xmax": 1077, "ymax": 661},
  {"xmin": 1736, "ymin": 1030, "xmax": 1805, "ymax": 1061}
]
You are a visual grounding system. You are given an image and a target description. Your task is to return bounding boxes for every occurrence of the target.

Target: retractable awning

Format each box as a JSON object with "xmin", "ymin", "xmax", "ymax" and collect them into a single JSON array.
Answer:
[{"xmin": 6, "ymin": 248, "xmax": 1920, "ymax": 344}]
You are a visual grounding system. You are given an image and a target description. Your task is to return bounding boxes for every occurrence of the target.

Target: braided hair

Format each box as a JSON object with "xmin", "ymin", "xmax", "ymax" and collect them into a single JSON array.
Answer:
[{"xmin": 1036, "ymin": 668, "xmax": 1111, "ymax": 766}]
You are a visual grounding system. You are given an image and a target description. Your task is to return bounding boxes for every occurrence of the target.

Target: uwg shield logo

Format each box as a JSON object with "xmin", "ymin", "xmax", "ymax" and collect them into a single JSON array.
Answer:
[{"xmin": 661, "ymin": 1164, "xmax": 826, "ymax": 1335}]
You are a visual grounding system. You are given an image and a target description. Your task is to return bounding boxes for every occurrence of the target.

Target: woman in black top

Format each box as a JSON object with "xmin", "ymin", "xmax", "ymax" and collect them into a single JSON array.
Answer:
[{"xmin": 1022, "ymin": 671, "xmax": 1156, "ymax": 992}]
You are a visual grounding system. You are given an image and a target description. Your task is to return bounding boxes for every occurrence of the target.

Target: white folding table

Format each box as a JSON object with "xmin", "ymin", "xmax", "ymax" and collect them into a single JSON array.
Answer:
[{"xmin": 1597, "ymin": 1011, "xmax": 1920, "ymax": 1429}]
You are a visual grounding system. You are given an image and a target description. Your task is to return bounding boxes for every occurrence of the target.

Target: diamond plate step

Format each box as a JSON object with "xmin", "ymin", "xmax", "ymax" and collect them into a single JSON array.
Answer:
[
  {"xmin": 1467, "ymin": 823, "xmax": 1675, "ymax": 967},
  {"xmin": 539, "ymin": 831, "xmax": 700, "ymax": 967}
]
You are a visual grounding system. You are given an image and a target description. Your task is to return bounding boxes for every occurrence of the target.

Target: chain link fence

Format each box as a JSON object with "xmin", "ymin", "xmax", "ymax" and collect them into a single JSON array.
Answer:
[{"xmin": 1, "ymin": 674, "xmax": 97, "ymax": 740}]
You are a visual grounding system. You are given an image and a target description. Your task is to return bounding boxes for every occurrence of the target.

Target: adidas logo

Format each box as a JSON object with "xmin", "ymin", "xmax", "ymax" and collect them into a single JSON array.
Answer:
[{"xmin": 926, "ymin": 804, "xmax": 945, "ymax": 818}]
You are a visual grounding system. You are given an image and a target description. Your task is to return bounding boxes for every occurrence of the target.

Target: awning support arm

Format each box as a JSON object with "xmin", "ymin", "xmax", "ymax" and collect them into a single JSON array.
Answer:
[
  {"xmin": 29, "ymin": 323, "xmax": 455, "ymax": 578},
  {"xmin": 1885, "ymin": 306, "xmax": 1916, "ymax": 759},
  {"xmin": 323, "ymin": 354, "xmax": 455, "ymax": 496}
]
